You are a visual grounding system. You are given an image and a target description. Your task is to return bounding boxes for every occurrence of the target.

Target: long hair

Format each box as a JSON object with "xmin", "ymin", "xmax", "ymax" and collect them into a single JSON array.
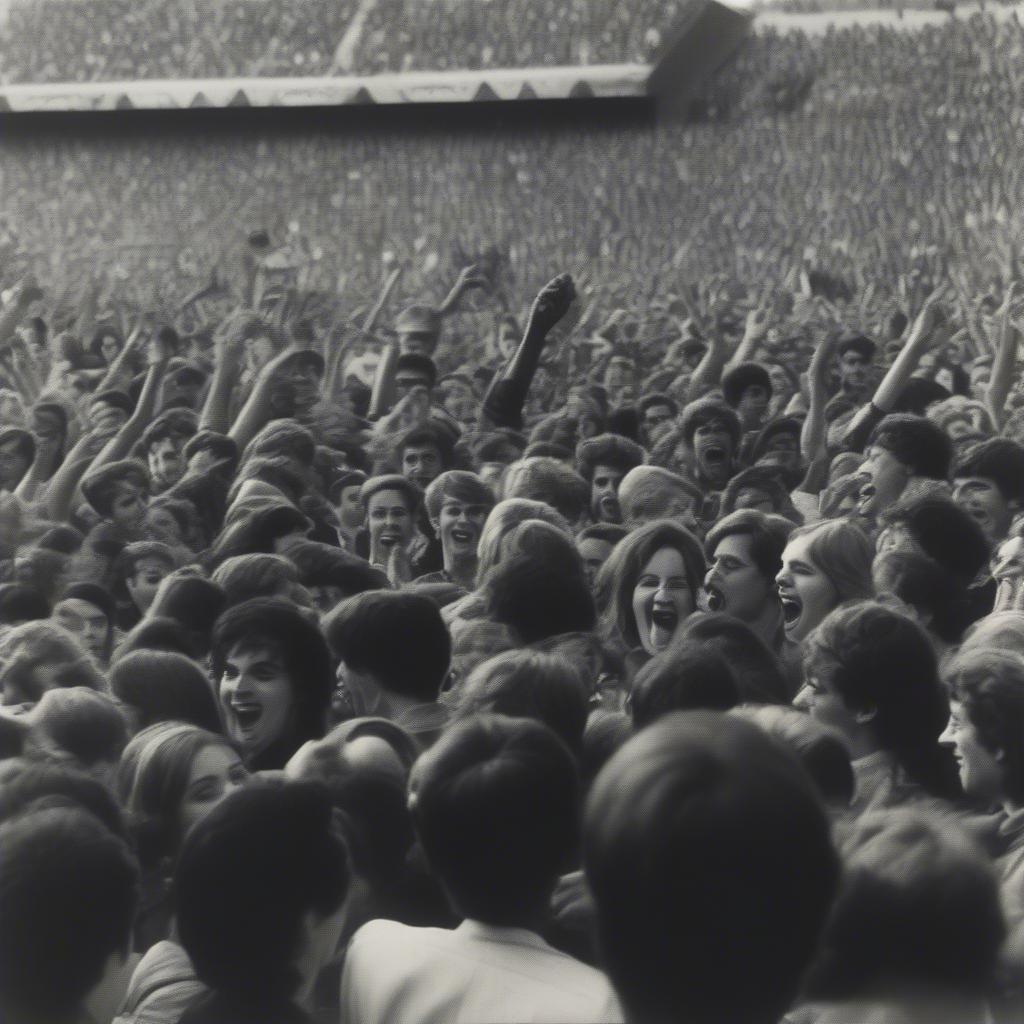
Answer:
[
  {"xmin": 786, "ymin": 519, "xmax": 874, "ymax": 603},
  {"xmin": 475, "ymin": 499, "xmax": 571, "ymax": 587}
]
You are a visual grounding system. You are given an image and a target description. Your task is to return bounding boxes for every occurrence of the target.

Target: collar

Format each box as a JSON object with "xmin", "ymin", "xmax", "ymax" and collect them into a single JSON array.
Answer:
[{"xmin": 455, "ymin": 919, "xmax": 553, "ymax": 951}]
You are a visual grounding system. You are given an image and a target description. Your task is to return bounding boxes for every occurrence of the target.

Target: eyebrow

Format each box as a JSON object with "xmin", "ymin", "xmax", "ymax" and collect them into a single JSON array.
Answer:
[{"xmin": 787, "ymin": 560, "xmax": 815, "ymax": 572}]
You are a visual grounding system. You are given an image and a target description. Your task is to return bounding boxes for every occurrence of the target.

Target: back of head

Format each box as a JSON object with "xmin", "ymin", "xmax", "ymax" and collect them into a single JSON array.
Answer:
[
  {"xmin": 28, "ymin": 688, "xmax": 128, "ymax": 770},
  {"xmin": 584, "ymin": 711, "xmax": 838, "ymax": 1024},
  {"xmin": 212, "ymin": 552, "xmax": 301, "ymax": 607},
  {"xmin": 868, "ymin": 413, "xmax": 953, "ymax": 481},
  {"xmin": 110, "ymin": 649, "xmax": 222, "ymax": 732},
  {"xmin": 176, "ymin": 780, "xmax": 348, "ymax": 1004},
  {"xmin": 410, "ymin": 714, "xmax": 580, "ymax": 926},
  {"xmin": 961, "ymin": 611, "xmax": 1024, "ymax": 659},
  {"xmin": 502, "ymin": 457, "xmax": 589, "ymax": 523},
  {"xmin": 630, "ymin": 643, "xmax": 739, "ymax": 728},
  {"xmin": 0, "ymin": 805, "xmax": 138, "ymax": 1024}
]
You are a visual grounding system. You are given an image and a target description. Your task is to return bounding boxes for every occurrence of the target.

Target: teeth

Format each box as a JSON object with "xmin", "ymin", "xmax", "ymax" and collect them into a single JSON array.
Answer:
[{"xmin": 706, "ymin": 590, "xmax": 724, "ymax": 612}]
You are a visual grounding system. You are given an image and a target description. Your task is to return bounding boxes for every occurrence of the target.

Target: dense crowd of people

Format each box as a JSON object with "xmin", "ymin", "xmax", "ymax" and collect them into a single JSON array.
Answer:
[{"xmin": 3, "ymin": 8, "xmax": 1024, "ymax": 1024}]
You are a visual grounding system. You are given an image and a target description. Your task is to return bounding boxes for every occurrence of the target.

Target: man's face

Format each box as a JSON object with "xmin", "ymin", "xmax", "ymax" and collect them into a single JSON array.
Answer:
[
  {"xmin": 0, "ymin": 440, "xmax": 29, "ymax": 490},
  {"xmin": 126, "ymin": 556, "xmax": 173, "ymax": 613},
  {"xmin": 148, "ymin": 437, "xmax": 185, "ymax": 490},
  {"xmin": 692, "ymin": 418, "xmax": 734, "ymax": 487},
  {"xmin": 443, "ymin": 383, "xmax": 477, "ymax": 427},
  {"xmin": 283, "ymin": 361, "xmax": 322, "ymax": 412},
  {"xmin": 953, "ymin": 476, "xmax": 1015, "ymax": 545},
  {"xmin": 576, "ymin": 536, "xmax": 614, "ymax": 590},
  {"xmin": 604, "ymin": 361, "xmax": 636, "ymax": 408},
  {"xmin": 857, "ymin": 445, "xmax": 909, "ymax": 519},
  {"xmin": 704, "ymin": 533, "xmax": 775, "ymax": 624},
  {"xmin": 737, "ymin": 385, "xmax": 770, "ymax": 431},
  {"xmin": 839, "ymin": 351, "xmax": 871, "ymax": 396},
  {"xmin": 402, "ymin": 443, "xmax": 443, "ymax": 490},
  {"xmin": 53, "ymin": 598, "xmax": 109, "ymax": 661},
  {"xmin": 590, "ymin": 464, "xmax": 625, "ymax": 524},
  {"xmin": 642, "ymin": 403, "xmax": 674, "ymax": 445},
  {"xmin": 399, "ymin": 331, "xmax": 438, "ymax": 357},
  {"xmin": 395, "ymin": 372, "xmax": 433, "ymax": 402},
  {"xmin": 437, "ymin": 497, "xmax": 490, "ymax": 564},
  {"xmin": 757, "ymin": 430, "xmax": 801, "ymax": 472},
  {"xmin": 246, "ymin": 333, "xmax": 276, "ymax": 369},
  {"xmin": 110, "ymin": 481, "xmax": 148, "ymax": 534},
  {"xmin": 366, "ymin": 489, "xmax": 416, "ymax": 563},
  {"xmin": 337, "ymin": 485, "xmax": 365, "ymax": 530}
]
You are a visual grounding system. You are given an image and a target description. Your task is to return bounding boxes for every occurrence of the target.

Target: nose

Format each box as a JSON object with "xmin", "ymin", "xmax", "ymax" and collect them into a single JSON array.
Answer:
[
  {"xmin": 775, "ymin": 568, "xmax": 790, "ymax": 589},
  {"xmin": 793, "ymin": 685, "xmax": 811, "ymax": 711},
  {"xmin": 703, "ymin": 567, "xmax": 719, "ymax": 590}
]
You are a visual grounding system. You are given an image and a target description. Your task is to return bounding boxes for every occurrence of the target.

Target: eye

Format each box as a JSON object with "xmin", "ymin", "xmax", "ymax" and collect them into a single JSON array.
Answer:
[{"xmin": 222, "ymin": 664, "xmax": 240, "ymax": 681}]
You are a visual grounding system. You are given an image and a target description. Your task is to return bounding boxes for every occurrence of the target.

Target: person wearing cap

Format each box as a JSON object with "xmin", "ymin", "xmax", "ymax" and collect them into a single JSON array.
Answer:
[
  {"xmin": 330, "ymin": 469, "xmax": 368, "ymax": 554},
  {"xmin": 575, "ymin": 434, "xmax": 645, "ymax": 526},
  {"xmin": 0, "ymin": 426, "xmax": 34, "ymax": 493},
  {"xmin": 837, "ymin": 333, "xmax": 876, "ymax": 403},
  {"xmin": 52, "ymin": 582, "xmax": 117, "ymax": 664}
]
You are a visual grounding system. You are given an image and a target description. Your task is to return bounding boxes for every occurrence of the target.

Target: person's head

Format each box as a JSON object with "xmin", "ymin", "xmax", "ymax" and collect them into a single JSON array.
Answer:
[
  {"xmin": 453, "ymin": 649, "xmax": 591, "ymax": 755},
  {"xmin": 397, "ymin": 423, "xmax": 454, "ymax": 491},
  {"xmin": 359, "ymin": 475, "xmax": 421, "ymax": 565},
  {"xmin": 858, "ymin": 414, "xmax": 953, "ymax": 519},
  {"xmin": 0, "ymin": 426, "xmax": 34, "ymax": 491},
  {"xmin": 599, "ymin": 519, "xmax": 706, "ymax": 655},
  {"xmin": 88, "ymin": 390, "xmax": 133, "ymax": 436},
  {"xmin": 502, "ymin": 457, "xmax": 590, "ymax": 525},
  {"xmin": 805, "ymin": 809, "xmax": 1003, "ymax": 1000},
  {"xmin": 269, "ymin": 350, "xmax": 324, "ymax": 416},
  {"xmin": 575, "ymin": 523, "xmax": 630, "ymax": 591},
  {"xmin": 585, "ymin": 711, "xmax": 838, "ymax": 1024},
  {"xmin": 146, "ymin": 494, "xmax": 204, "ymax": 551},
  {"xmin": 474, "ymin": 498, "xmax": 571, "ymax": 585},
  {"xmin": 775, "ymin": 519, "xmax": 874, "ymax": 643},
  {"xmin": 0, "ymin": 621, "xmax": 106, "ymax": 706},
  {"xmin": 329, "ymin": 469, "xmax": 368, "ymax": 531},
  {"xmin": 616, "ymin": 464, "xmax": 702, "ymax": 529},
  {"xmin": 140, "ymin": 409, "xmax": 197, "ymax": 492},
  {"xmin": 720, "ymin": 465, "xmax": 795, "ymax": 518},
  {"xmin": 424, "ymin": 471, "xmax": 495, "ymax": 567},
  {"xmin": 798, "ymin": 601, "xmax": 958, "ymax": 797},
  {"xmin": 704, "ymin": 510, "xmax": 794, "ymax": 625},
  {"xmin": 51, "ymin": 583, "xmax": 116, "ymax": 664},
  {"xmin": 81, "ymin": 459, "xmax": 149, "ymax": 533},
  {"xmin": 211, "ymin": 598, "xmax": 333, "ymax": 767},
  {"xmin": 118, "ymin": 722, "xmax": 248, "ymax": 870},
  {"xmin": 324, "ymin": 591, "xmax": 451, "ymax": 714},
  {"xmin": 638, "ymin": 392, "xmax": 678, "ymax": 447},
  {"xmin": 836, "ymin": 333, "xmax": 875, "ymax": 398},
  {"xmin": 146, "ymin": 571, "xmax": 226, "ymax": 657},
  {"xmin": 630, "ymin": 643, "xmax": 738, "ymax": 727},
  {"xmin": 211, "ymin": 552, "xmax": 307, "ymax": 608},
  {"xmin": 872, "ymin": 549, "xmax": 965, "ymax": 645},
  {"xmin": 0, "ymin": 583, "xmax": 49, "ymax": 627},
  {"xmin": 952, "ymin": 437, "xmax": 1024, "ymax": 545},
  {"xmin": 472, "ymin": 431, "xmax": 526, "ymax": 490},
  {"xmin": 396, "ymin": 306, "xmax": 442, "ymax": 357},
  {"xmin": 118, "ymin": 541, "xmax": 180, "ymax": 615},
  {"xmin": 410, "ymin": 714, "xmax": 580, "ymax": 924},
  {"xmin": 110, "ymin": 649, "xmax": 223, "ymax": 734},
  {"xmin": 394, "ymin": 352, "xmax": 438, "ymax": 400},
  {"xmin": 749, "ymin": 416, "xmax": 804, "ymax": 478},
  {"xmin": 283, "ymin": 541, "xmax": 388, "ymax": 614},
  {"xmin": 603, "ymin": 355, "xmax": 637, "ymax": 408},
  {"xmin": 176, "ymin": 780, "xmax": 349, "ymax": 1006},
  {"xmin": 680, "ymin": 397, "xmax": 742, "ymax": 488},
  {"xmin": 721, "ymin": 362, "xmax": 772, "ymax": 431},
  {"xmin": 0, "ymin": 805, "xmax": 139, "ymax": 1024},
  {"xmin": 960, "ymin": 610, "xmax": 1024, "ymax": 660},
  {"xmin": 575, "ymin": 434, "xmax": 646, "ymax": 524},
  {"xmin": 941, "ymin": 648, "xmax": 1024, "ymax": 806}
]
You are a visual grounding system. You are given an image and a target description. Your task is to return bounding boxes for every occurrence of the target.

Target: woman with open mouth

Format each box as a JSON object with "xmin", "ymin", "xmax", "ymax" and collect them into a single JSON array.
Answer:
[
  {"xmin": 775, "ymin": 519, "xmax": 874, "ymax": 646},
  {"xmin": 211, "ymin": 597, "xmax": 334, "ymax": 771},
  {"xmin": 597, "ymin": 520, "xmax": 705, "ymax": 673}
]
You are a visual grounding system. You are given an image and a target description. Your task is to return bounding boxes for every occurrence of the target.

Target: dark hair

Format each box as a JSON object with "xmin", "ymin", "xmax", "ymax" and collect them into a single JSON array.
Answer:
[
  {"xmin": 805, "ymin": 810, "xmax": 1003, "ymax": 998},
  {"xmin": 868, "ymin": 413, "xmax": 953, "ymax": 481},
  {"xmin": 359, "ymin": 474, "xmax": 422, "ymax": 514},
  {"xmin": 0, "ymin": 806, "xmax": 139, "ymax": 1023},
  {"xmin": 0, "ymin": 426, "xmax": 35, "ymax": 466},
  {"xmin": 575, "ymin": 433, "xmax": 645, "ymax": 484},
  {"xmin": 584, "ymin": 711, "xmax": 838, "ymax": 1024},
  {"xmin": 394, "ymin": 352, "xmax": 438, "ymax": 386},
  {"xmin": 0, "ymin": 583, "xmax": 49, "ymax": 624},
  {"xmin": 244, "ymin": 420, "xmax": 317, "ymax": 468},
  {"xmin": 705, "ymin": 509, "xmax": 795, "ymax": 583},
  {"xmin": 139, "ymin": 408, "xmax": 198, "ymax": 454},
  {"xmin": 113, "ymin": 616, "xmax": 202, "ymax": 662},
  {"xmin": 29, "ymin": 688, "xmax": 128, "ymax": 768},
  {"xmin": 410, "ymin": 714, "xmax": 580, "ymax": 924},
  {"xmin": 872, "ymin": 549, "xmax": 967, "ymax": 644},
  {"xmin": 630, "ymin": 643, "xmax": 739, "ymax": 727},
  {"xmin": 80, "ymin": 459, "xmax": 149, "ymax": 518},
  {"xmin": 324, "ymin": 591, "xmax": 450, "ymax": 703},
  {"xmin": 638, "ymin": 392, "xmax": 678, "ymax": 418},
  {"xmin": 211, "ymin": 552, "xmax": 301, "ymax": 607},
  {"xmin": 805, "ymin": 602, "xmax": 960, "ymax": 799},
  {"xmin": 423, "ymin": 470, "xmax": 495, "ymax": 525},
  {"xmin": 231, "ymin": 455, "xmax": 308, "ymax": 506},
  {"xmin": 176, "ymin": 780, "xmax": 348, "ymax": 1002},
  {"xmin": 284, "ymin": 540, "xmax": 390, "ymax": 597},
  {"xmin": 720, "ymin": 466, "xmax": 795, "ymax": 518},
  {"xmin": 182, "ymin": 430, "xmax": 239, "ymax": 472},
  {"xmin": 576, "ymin": 523, "xmax": 631, "ymax": 546},
  {"xmin": 398, "ymin": 423, "xmax": 455, "ymax": 467},
  {"xmin": 953, "ymin": 437, "xmax": 1024, "ymax": 502},
  {"xmin": 118, "ymin": 541, "xmax": 180, "ymax": 580},
  {"xmin": 580, "ymin": 710, "xmax": 634, "ymax": 793},
  {"xmin": 721, "ymin": 362, "xmax": 773, "ymax": 408},
  {"xmin": 147, "ymin": 572, "xmax": 227, "ymax": 656},
  {"xmin": 680, "ymin": 397, "xmax": 742, "ymax": 449},
  {"xmin": 110, "ymin": 650, "xmax": 223, "ymax": 733}
]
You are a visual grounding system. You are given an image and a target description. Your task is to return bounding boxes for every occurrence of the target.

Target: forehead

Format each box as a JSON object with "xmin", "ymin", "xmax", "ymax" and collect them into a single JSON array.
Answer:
[
  {"xmin": 593, "ymin": 463, "xmax": 625, "ymax": 478},
  {"xmin": 782, "ymin": 533, "xmax": 817, "ymax": 563},
  {"xmin": 640, "ymin": 545, "xmax": 686, "ymax": 575},
  {"xmin": 696, "ymin": 416, "xmax": 729, "ymax": 432},
  {"xmin": 226, "ymin": 638, "xmax": 285, "ymax": 664},
  {"xmin": 54, "ymin": 598, "xmax": 107, "ymax": 620},
  {"xmin": 403, "ymin": 442, "xmax": 440, "ymax": 458},
  {"xmin": 713, "ymin": 532, "xmax": 755, "ymax": 561},
  {"xmin": 367, "ymin": 488, "xmax": 413, "ymax": 511},
  {"xmin": 577, "ymin": 536, "xmax": 613, "ymax": 559}
]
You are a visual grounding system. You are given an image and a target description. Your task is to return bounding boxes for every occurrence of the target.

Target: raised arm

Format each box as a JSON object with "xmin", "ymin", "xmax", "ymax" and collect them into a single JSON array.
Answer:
[
  {"xmin": 724, "ymin": 304, "xmax": 770, "ymax": 374},
  {"xmin": 798, "ymin": 331, "xmax": 841, "ymax": 495},
  {"xmin": 438, "ymin": 263, "xmax": 488, "ymax": 317},
  {"xmin": 200, "ymin": 313, "xmax": 251, "ymax": 434},
  {"xmin": 228, "ymin": 344, "xmax": 303, "ymax": 451},
  {"xmin": 986, "ymin": 282, "xmax": 1021, "ymax": 431}
]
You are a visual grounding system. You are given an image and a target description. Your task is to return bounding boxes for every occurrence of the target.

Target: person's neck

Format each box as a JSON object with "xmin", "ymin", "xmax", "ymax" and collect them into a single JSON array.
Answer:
[
  {"xmin": 384, "ymin": 690, "xmax": 433, "ymax": 718},
  {"xmin": 443, "ymin": 551, "xmax": 477, "ymax": 589},
  {"xmin": 748, "ymin": 601, "xmax": 784, "ymax": 648},
  {"xmin": 849, "ymin": 733, "xmax": 885, "ymax": 762}
]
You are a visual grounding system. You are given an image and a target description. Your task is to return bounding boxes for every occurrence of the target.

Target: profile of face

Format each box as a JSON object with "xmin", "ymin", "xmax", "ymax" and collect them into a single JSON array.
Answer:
[
  {"xmin": 402, "ymin": 443, "xmax": 443, "ymax": 490},
  {"xmin": 178, "ymin": 743, "xmax": 249, "ymax": 839},
  {"xmin": 839, "ymin": 350, "xmax": 871, "ymax": 395},
  {"xmin": 577, "ymin": 536, "xmax": 614, "ymax": 591},
  {"xmin": 0, "ymin": 439, "xmax": 30, "ymax": 490},
  {"xmin": 219, "ymin": 640, "xmax": 296, "ymax": 760},
  {"xmin": 704, "ymin": 533, "xmax": 775, "ymax": 623},
  {"xmin": 148, "ymin": 437, "xmax": 185, "ymax": 491},
  {"xmin": 443, "ymin": 383, "xmax": 477, "ymax": 427},
  {"xmin": 126, "ymin": 556, "xmax": 174, "ymax": 613},
  {"xmin": 110, "ymin": 481, "xmax": 148, "ymax": 534},
  {"xmin": 336, "ymin": 484, "xmax": 365, "ymax": 531},
  {"xmin": 692, "ymin": 417, "xmax": 734, "ymax": 487},
  {"xmin": 642, "ymin": 403, "xmax": 674, "ymax": 445},
  {"xmin": 366, "ymin": 489, "xmax": 416, "ymax": 564},
  {"xmin": 436, "ymin": 497, "xmax": 489, "ymax": 564},
  {"xmin": 792, "ymin": 660, "xmax": 863, "ymax": 746},
  {"xmin": 52, "ymin": 598, "xmax": 109, "ymax": 662},
  {"xmin": 939, "ymin": 700, "xmax": 1003, "ymax": 802},
  {"xmin": 591, "ymin": 464, "xmax": 625, "ymax": 524},
  {"xmin": 737, "ymin": 384, "xmax": 770, "ymax": 431},
  {"xmin": 333, "ymin": 659, "xmax": 386, "ymax": 720},
  {"xmin": 632, "ymin": 545, "xmax": 695, "ymax": 656},
  {"xmin": 953, "ymin": 475, "xmax": 1016, "ymax": 545},
  {"xmin": 775, "ymin": 533, "xmax": 840, "ymax": 642},
  {"xmin": 857, "ymin": 445, "xmax": 910, "ymax": 520}
]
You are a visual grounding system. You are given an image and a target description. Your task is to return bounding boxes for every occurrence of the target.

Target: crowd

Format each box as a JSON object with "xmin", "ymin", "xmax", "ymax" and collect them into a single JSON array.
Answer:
[{"xmin": 3, "ymin": 9, "xmax": 1024, "ymax": 1024}]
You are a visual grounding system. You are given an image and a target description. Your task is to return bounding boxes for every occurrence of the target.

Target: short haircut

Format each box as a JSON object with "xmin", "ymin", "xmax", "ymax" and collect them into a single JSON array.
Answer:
[
  {"xmin": 638, "ymin": 392, "xmax": 678, "ymax": 418},
  {"xmin": 139, "ymin": 408, "xmax": 198, "ymax": 453},
  {"xmin": 324, "ymin": 591, "xmax": 451, "ymax": 703},
  {"xmin": 617, "ymin": 465, "xmax": 702, "ymax": 524},
  {"xmin": 873, "ymin": 549, "xmax": 966, "ymax": 643},
  {"xmin": 210, "ymin": 598, "xmax": 333, "ymax": 744},
  {"xmin": 584, "ymin": 711, "xmax": 838, "ymax": 1024},
  {"xmin": 212, "ymin": 552, "xmax": 301, "ymax": 607},
  {"xmin": 454, "ymin": 649, "xmax": 591, "ymax": 755},
  {"xmin": 423, "ymin": 470, "xmax": 495, "ymax": 525},
  {"xmin": 112, "ymin": 616, "xmax": 201, "ymax": 663},
  {"xmin": 284, "ymin": 540, "xmax": 389, "ymax": 596},
  {"xmin": 118, "ymin": 541, "xmax": 180, "ymax": 579},
  {"xmin": 502, "ymin": 457, "xmax": 590, "ymax": 523},
  {"xmin": 720, "ymin": 466, "xmax": 794, "ymax": 518},
  {"xmin": 630, "ymin": 643, "xmax": 739, "ymax": 728},
  {"xmin": 0, "ymin": 621, "xmax": 106, "ymax": 704},
  {"xmin": 868, "ymin": 413, "xmax": 953, "ymax": 480},
  {"xmin": 598, "ymin": 520, "xmax": 706, "ymax": 651},
  {"xmin": 28, "ymin": 688, "xmax": 127, "ymax": 768},
  {"xmin": 410, "ymin": 714, "xmax": 580, "ymax": 924},
  {"xmin": 0, "ymin": 583, "xmax": 49, "ymax": 624},
  {"xmin": 80, "ymin": 459, "xmax": 149, "ymax": 517},
  {"xmin": 945, "ymin": 648, "xmax": 1024, "ymax": 805},
  {"xmin": 576, "ymin": 523, "xmax": 631, "ymax": 546},
  {"xmin": 176, "ymin": 781, "xmax": 348, "ymax": 1003},
  {"xmin": 705, "ymin": 509, "xmax": 795, "ymax": 583},
  {"xmin": 575, "ymin": 433, "xmax": 645, "ymax": 484},
  {"xmin": 953, "ymin": 437, "xmax": 1024, "ymax": 503},
  {"xmin": 721, "ymin": 362, "xmax": 773, "ymax": 408},
  {"xmin": 231, "ymin": 455, "xmax": 308, "ymax": 505},
  {"xmin": 359, "ymin": 474, "xmax": 422, "ymax": 514},
  {"xmin": 244, "ymin": 420, "xmax": 317, "ymax": 468},
  {"xmin": 398, "ymin": 423, "xmax": 455, "ymax": 466},
  {"xmin": 805, "ymin": 810, "xmax": 1003, "ymax": 998},
  {"xmin": 680, "ymin": 397, "xmax": 742, "ymax": 449},
  {"xmin": 0, "ymin": 806, "xmax": 139, "ymax": 1024},
  {"xmin": 182, "ymin": 430, "xmax": 239, "ymax": 471},
  {"xmin": 110, "ymin": 650, "xmax": 223, "ymax": 733}
]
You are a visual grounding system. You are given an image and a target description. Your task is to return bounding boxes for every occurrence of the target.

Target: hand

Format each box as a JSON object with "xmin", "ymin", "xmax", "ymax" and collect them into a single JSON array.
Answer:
[
  {"xmin": 527, "ymin": 273, "xmax": 576, "ymax": 335},
  {"xmin": 743, "ymin": 304, "xmax": 770, "ymax": 343},
  {"xmin": 149, "ymin": 326, "xmax": 178, "ymax": 365},
  {"xmin": 453, "ymin": 263, "xmax": 489, "ymax": 295},
  {"xmin": 808, "ymin": 330, "xmax": 841, "ymax": 388},
  {"xmin": 386, "ymin": 542, "xmax": 412, "ymax": 587},
  {"xmin": 909, "ymin": 284, "xmax": 947, "ymax": 342}
]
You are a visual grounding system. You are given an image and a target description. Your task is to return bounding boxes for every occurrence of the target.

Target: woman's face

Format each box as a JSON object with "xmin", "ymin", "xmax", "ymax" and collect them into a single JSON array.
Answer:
[
  {"xmin": 939, "ymin": 699, "xmax": 1004, "ymax": 802},
  {"xmin": 631, "ymin": 545, "xmax": 694, "ymax": 656},
  {"xmin": 100, "ymin": 335, "xmax": 121, "ymax": 365},
  {"xmin": 179, "ymin": 743, "xmax": 249, "ymax": 838},
  {"xmin": 219, "ymin": 640, "xmax": 296, "ymax": 760},
  {"xmin": 775, "ymin": 533, "xmax": 840, "ymax": 643}
]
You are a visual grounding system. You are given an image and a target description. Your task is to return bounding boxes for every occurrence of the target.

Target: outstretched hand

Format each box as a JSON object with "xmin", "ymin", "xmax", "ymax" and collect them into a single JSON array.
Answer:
[{"xmin": 528, "ymin": 273, "xmax": 576, "ymax": 335}]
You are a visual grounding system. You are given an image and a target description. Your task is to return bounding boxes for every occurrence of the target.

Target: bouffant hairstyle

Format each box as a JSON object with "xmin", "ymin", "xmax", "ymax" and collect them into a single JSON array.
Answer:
[
  {"xmin": 679, "ymin": 397, "xmax": 742, "ymax": 449},
  {"xmin": 575, "ymin": 434, "xmax": 646, "ymax": 484},
  {"xmin": 953, "ymin": 436, "xmax": 1024, "ymax": 503},
  {"xmin": 629, "ymin": 643, "xmax": 739, "ymax": 728},
  {"xmin": 110, "ymin": 650, "xmax": 223, "ymax": 733},
  {"xmin": 597, "ymin": 519, "xmax": 706, "ymax": 651},
  {"xmin": 502, "ymin": 457, "xmax": 590, "ymax": 524},
  {"xmin": 475, "ymin": 498, "xmax": 572, "ymax": 585},
  {"xmin": 423, "ymin": 470, "xmax": 495, "ymax": 526},
  {"xmin": 721, "ymin": 362, "xmax": 773, "ymax": 408},
  {"xmin": 868, "ymin": 413, "xmax": 953, "ymax": 481}
]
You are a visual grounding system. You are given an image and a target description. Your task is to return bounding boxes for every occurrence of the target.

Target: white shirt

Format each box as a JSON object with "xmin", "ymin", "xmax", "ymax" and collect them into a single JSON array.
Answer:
[{"xmin": 340, "ymin": 918, "xmax": 623, "ymax": 1024}]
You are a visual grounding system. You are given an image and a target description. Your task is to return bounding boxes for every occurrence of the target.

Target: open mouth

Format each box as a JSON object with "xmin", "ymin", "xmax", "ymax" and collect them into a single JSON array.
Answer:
[
  {"xmin": 703, "ymin": 446, "xmax": 727, "ymax": 467},
  {"xmin": 230, "ymin": 701, "xmax": 263, "ymax": 730},
  {"xmin": 857, "ymin": 484, "xmax": 876, "ymax": 511},
  {"xmin": 779, "ymin": 593, "xmax": 802, "ymax": 630},
  {"xmin": 450, "ymin": 527, "xmax": 474, "ymax": 546},
  {"xmin": 379, "ymin": 532, "xmax": 401, "ymax": 548},
  {"xmin": 648, "ymin": 604, "xmax": 680, "ymax": 649},
  {"xmin": 705, "ymin": 586, "xmax": 725, "ymax": 612}
]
